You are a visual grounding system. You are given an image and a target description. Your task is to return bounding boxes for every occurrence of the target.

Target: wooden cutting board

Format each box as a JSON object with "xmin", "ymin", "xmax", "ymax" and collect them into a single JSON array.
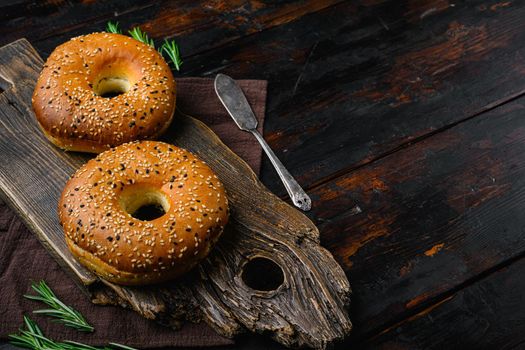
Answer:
[{"xmin": 0, "ymin": 39, "xmax": 351, "ymax": 349}]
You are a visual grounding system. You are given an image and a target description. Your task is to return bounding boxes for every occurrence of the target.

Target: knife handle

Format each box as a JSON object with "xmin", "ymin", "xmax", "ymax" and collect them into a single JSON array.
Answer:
[{"xmin": 251, "ymin": 129, "xmax": 312, "ymax": 211}]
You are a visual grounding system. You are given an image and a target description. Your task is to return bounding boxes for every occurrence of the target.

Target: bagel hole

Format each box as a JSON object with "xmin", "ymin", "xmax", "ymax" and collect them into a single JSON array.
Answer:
[
  {"xmin": 132, "ymin": 204, "xmax": 165, "ymax": 221},
  {"xmin": 94, "ymin": 77, "xmax": 130, "ymax": 98},
  {"xmin": 241, "ymin": 257, "xmax": 284, "ymax": 292},
  {"xmin": 120, "ymin": 187, "xmax": 170, "ymax": 221}
]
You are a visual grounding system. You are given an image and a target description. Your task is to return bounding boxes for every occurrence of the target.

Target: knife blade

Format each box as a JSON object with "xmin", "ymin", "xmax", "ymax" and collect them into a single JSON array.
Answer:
[{"xmin": 214, "ymin": 73, "xmax": 312, "ymax": 211}]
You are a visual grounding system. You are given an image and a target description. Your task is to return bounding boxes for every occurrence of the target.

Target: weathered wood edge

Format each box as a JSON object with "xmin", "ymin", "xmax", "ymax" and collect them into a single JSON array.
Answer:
[{"xmin": 0, "ymin": 38, "xmax": 98, "ymax": 285}]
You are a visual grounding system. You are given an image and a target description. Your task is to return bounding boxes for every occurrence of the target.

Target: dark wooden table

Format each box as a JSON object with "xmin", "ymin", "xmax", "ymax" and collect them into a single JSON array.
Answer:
[{"xmin": 2, "ymin": 1, "xmax": 525, "ymax": 349}]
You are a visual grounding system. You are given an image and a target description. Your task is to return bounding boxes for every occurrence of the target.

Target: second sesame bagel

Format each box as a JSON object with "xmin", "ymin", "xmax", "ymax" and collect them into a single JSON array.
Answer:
[
  {"xmin": 59, "ymin": 141, "xmax": 229, "ymax": 285},
  {"xmin": 32, "ymin": 33, "xmax": 176, "ymax": 153}
]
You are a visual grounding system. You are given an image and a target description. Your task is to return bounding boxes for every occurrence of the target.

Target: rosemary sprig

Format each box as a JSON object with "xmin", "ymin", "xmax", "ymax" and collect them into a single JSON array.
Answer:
[
  {"xmin": 128, "ymin": 27, "xmax": 155, "ymax": 48},
  {"xmin": 105, "ymin": 21, "xmax": 183, "ymax": 72},
  {"xmin": 24, "ymin": 280, "xmax": 94, "ymax": 332},
  {"xmin": 160, "ymin": 39, "xmax": 183, "ymax": 71},
  {"xmin": 9, "ymin": 316, "xmax": 138, "ymax": 350},
  {"xmin": 106, "ymin": 21, "xmax": 122, "ymax": 34}
]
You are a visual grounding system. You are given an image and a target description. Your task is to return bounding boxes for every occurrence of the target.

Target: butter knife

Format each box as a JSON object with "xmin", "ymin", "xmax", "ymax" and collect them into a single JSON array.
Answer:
[{"xmin": 214, "ymin": 73, "xmax": 312, "ymax": 211}]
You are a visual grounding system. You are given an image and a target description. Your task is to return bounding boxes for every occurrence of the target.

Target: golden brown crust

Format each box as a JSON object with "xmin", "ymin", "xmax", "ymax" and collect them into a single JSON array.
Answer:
[
  {"xmin": 32, "ymin": 33, "xmax": 176, "ymax": 153},
  {"xmin": 59, "ymin": 141, "xmax": 229, "ymax": 285}
]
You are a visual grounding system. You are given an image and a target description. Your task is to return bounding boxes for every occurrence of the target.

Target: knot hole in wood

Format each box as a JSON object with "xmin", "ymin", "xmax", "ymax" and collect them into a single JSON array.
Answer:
[{"xmin": 240, "ymin": 256, "xmax": 285, "ymax": 294}]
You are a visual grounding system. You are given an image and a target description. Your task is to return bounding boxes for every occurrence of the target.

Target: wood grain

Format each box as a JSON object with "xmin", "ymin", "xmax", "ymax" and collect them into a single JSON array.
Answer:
[
  {"xmin": 177, "ymin": 0, "xmax": 525, "ymax": 196},
  {"xmin": 364, "ymin": 254, "xmax": 525, "ymax": 349},
  {"xmin": 0, "ymin": 0, "xmax": 343, "ymax": 58},
  {"xmin": 306, "ymin": 93, "xmax": 525, "ymax": 342},
  {"xmin": 0, "ymin": 39, "xmax": 351, "ymax": 349}
]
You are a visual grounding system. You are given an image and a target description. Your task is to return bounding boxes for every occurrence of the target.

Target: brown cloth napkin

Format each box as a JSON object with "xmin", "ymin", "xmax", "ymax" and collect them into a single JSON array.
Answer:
[{"xmin": 0, "ymin": 78, "xmax": 267, "ymax": 348}]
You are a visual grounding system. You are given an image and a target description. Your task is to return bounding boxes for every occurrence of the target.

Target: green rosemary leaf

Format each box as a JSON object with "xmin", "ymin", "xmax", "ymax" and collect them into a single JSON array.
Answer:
[
  {"xmin": 160, "ymin": 39, "xmax": 183, "ymax": 71},
  {"xmin": 33, "ymin": 309, "xmax": 66, "ymax": 316},
  {"xmin": 106, "ymin": 21, "xmax": 122, "ymax": 34},
  {"xmin": 24, "ymin": 316, "xmax": 43, "ymax": 337},
  {"xmin": 109, "ymin": 342, "xmax": 139, "ymax": 350},
  {"xmin": 62, "ymin": 340, "xmax": 101, "ymax": 350},
  {"xmin": 23, "ymin": 295, "xmax": 47, "ymax": 302},
  {"xmin": 128, "ymin": 27, "xmax": 155, "ymax": 48},
  {"xmin": 24, "ymin": 280, "xmax": 94, "ymax": 333}
]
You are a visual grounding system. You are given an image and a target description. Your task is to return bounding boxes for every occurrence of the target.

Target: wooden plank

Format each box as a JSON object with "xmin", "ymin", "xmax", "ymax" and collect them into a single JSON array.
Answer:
[
  {"xmin": 364, "ymin": 255, "xmax": 525, "ymax": 349},
  {"xmin": 0, "ymin": 39, "xmax": 351, "ymax": 349},
  {"xmin": 176, "ymin": 0, "xmax": 525, "ymax": 196},
  {"xmin": 0, "ymin": 0, "xmax": 343, "ymax": 58},
  {"xmin": 0, "ymin": 39, "xmax": 95, "ymax": 283},
  {"xmin": 304, "ymin": 93, "xmax": 525, "ymax": 341},
  {"xmin": 0, "ymin": 0, "xmax": 159, "ymax": 49}
]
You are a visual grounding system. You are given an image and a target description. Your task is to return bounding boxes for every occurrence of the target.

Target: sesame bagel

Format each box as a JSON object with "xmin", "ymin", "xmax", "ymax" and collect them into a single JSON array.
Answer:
[
  {"xmin": 59, "ymin": 141, "xmax": 229, "ymax": 285},
  {"xmin": 33, "ymin": 33, "xmax": 176, "ymax": 153}
]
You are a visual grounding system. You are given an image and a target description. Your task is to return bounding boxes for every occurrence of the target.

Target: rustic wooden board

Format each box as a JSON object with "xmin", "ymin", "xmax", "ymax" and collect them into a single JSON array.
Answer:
[{"xmin": 0, "ymin": 39, "xmax": 351, "ymax": 349}]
